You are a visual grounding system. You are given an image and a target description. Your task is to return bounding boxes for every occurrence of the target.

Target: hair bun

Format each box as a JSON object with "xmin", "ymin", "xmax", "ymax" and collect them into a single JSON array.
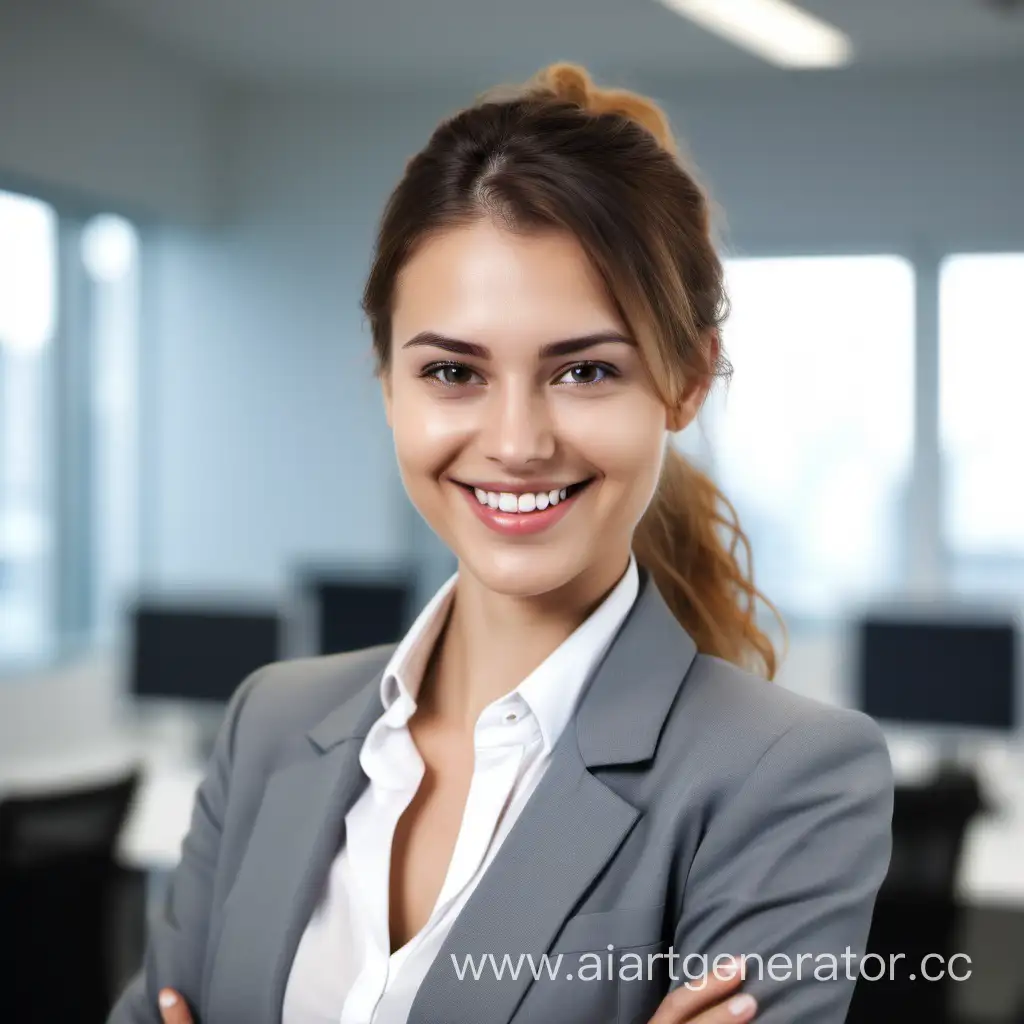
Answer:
[
  {"xmin": 531, "ymin": 62, "xmax": 678, "ymax": 156},
  {"xmin": 537, "ymin": 62, "xmax": 595, "ymax": 108}
]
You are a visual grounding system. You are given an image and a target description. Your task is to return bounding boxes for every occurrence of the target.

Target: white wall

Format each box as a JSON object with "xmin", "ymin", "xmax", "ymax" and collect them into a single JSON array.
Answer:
[
  {"xmin": 655, "ymin": 63, "xmax": 1024, "ymax": 254},
  {"xmin": 0, "ymin": 0, "xmax": 221, "ymax": 223},
  {"xmin": 141, "ymin": 87, "xmax": 416, "ymax": 591}
]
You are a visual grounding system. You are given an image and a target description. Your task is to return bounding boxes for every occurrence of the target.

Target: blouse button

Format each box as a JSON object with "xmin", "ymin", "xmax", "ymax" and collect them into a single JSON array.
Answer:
[{"xmin": 504, "ymin": 711, "xmax": 518, "ymax": 723}]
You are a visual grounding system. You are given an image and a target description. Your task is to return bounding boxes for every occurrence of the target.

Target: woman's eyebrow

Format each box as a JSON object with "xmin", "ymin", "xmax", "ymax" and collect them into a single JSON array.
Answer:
[{"xmin": 400, "ymin": 330, "xmax": 635, "ymax": 359}]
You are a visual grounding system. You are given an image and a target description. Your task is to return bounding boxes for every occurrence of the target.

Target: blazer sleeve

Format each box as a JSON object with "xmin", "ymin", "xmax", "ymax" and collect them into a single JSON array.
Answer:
[
  {"xmin": 106, "ymin": 665, "xmax": 271, "ymax": 1024},
  {"xmin": 669, "ymin": 706, "xmax": 894, "ymax": 1024}
]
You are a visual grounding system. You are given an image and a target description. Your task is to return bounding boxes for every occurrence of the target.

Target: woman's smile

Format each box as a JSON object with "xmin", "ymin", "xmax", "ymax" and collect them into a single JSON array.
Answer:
[{"xmin": 450, "ymin": 476, "xmax": 596, "ymax": 536}]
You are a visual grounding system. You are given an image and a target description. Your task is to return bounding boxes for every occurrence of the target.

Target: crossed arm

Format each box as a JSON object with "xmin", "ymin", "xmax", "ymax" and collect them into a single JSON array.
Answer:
[{"xmin": 667, "ymin": 708, "xmax": 895, "ymax": 1023}]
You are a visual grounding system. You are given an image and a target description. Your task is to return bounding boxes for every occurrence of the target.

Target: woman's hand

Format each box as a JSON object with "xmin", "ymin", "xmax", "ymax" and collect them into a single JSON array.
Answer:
[
  {"xmin": 158, "ymin": 989, "xmax": 193, "ymax": 1024},
  {"xmin": 155, "ymin": 960, "xmax": 758, "ymax": 1024},
  {"xmin": 648, "ymin": 958, "xmax": 757, "ymax": 1023}
]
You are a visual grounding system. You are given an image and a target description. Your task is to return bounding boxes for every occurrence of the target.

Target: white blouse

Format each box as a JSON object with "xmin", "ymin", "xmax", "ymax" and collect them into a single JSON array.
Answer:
[{"xmin": 282, "ymin": 555, "xmax": 639, "ymax": 1024}]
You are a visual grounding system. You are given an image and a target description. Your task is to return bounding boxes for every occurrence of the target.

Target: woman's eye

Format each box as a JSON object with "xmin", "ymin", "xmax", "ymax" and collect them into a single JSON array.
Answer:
[
  {"xmin": 424, "ymin": 363, "xmax": 479, "ymax": 386},
  {"xmin": 558, "ymin": 362, "xmax": 613, "ymax": 385}
]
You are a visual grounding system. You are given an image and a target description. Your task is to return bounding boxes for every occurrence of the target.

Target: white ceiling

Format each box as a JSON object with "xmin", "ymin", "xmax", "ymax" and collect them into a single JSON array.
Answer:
[{"xmin": 84, "ymin": 0, "xmax": 1024, "ymax": 87}]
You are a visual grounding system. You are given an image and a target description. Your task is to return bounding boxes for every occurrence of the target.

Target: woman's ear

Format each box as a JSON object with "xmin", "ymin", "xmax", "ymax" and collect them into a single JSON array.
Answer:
[
  {"xmin": 667, "ymin": 329, "xmax": 718, "ymax": 432},
  {"xmin": 666, "ymin": 387, "xmax": 703, "ymax": 433}
]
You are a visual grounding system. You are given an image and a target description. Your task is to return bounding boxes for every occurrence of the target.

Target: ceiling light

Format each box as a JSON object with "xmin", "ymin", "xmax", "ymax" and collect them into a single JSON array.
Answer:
[{"xmin": 658, "ymin": 0, "xmax": 853, "ymax": 69}]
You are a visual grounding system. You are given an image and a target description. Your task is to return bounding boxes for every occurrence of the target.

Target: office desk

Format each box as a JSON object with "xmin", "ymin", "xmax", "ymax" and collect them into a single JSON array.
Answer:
[
  {"xmin": 118, "ymin": 763, "xmax": 205, "ymax": 871},
  {"xmin": 886, "ymin": 737, "xmax": 1024, "ymax": 909},
  {"xmin": 955, "ymin": 764, "xmax": 1024, "ymax": 908},
  {"xmin": 0, "ymin": 733, "xmax": 201, "ymax": 873}
]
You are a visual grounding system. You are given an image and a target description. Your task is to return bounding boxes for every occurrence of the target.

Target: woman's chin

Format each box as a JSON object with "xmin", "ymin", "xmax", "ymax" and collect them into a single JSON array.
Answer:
[{"xmin": 458, "ymin": 547, "xmax": 587, "ymax": 601}]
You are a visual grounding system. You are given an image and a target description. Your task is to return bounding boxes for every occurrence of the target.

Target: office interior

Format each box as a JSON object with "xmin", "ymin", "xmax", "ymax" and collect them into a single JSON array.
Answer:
[{"xmin": 0, "ymin": 0, "xmax": 1021, "ymax": 1020}]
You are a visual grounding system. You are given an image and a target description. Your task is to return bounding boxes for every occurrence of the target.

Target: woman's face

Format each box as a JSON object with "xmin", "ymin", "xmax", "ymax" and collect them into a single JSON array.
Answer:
[{"xmin": 383, "ymin": 218, "xmax": 700, "ymax": 600}]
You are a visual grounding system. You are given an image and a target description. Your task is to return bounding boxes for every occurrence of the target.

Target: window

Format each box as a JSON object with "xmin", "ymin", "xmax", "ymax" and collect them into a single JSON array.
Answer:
[
  {"xmin": 940, "ymin": 253, "xmax": 1024, "ymax": 595},
  {"xmin": 682, "ymin": 255, "xmax": 916, "ymax": 621},
  {"xmin": 0, "ymin": 191, "xmax": 57, "ymax": 663},
  {"xmin": 0, "ymin": 191, "xmax": 140, "ymax": 671}
]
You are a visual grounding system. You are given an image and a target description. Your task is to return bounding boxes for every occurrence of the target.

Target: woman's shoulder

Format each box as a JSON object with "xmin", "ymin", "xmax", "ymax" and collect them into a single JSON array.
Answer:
[
  {"xmin": 223, "ymin": 644, "xmax": 394, "ymax": 765},
  {"xmin": 659, "ymin": 651, "xmax": 892, "ymax": 792},
  {"xmin": 687, "ymin": 651, "xmax": 882, "ymax": 731}
]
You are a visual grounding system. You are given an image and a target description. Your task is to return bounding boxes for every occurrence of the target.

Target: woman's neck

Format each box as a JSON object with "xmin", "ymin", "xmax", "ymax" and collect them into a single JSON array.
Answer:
[{"xmin": 416, "ymin": 552, "xmax": 631, "ymax": 733}]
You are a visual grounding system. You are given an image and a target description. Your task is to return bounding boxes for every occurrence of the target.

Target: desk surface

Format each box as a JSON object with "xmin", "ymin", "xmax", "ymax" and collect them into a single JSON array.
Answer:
[
  {"xmin": 0, "ymin": 731, "xmax": 202, "ymax": 873},
  {"xmin": 2, "ymin": 731, "xmax": 1022, "ymax": 908},
  {"xmin": 886, "ymin": 737, "xmax": 1024, "ymax": 907}
]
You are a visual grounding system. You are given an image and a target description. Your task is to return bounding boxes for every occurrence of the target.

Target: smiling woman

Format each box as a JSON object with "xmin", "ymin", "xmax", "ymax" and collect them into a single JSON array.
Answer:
[{"xmin": 111, "ymin": 62, "xmax": 893, "ymax": 1024}]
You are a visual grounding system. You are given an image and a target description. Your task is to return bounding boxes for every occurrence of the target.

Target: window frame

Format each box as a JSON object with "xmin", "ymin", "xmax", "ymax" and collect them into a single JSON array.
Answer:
[{"xmin": 0, "ymin": 176, "xmax": 147, "ymax": 677}]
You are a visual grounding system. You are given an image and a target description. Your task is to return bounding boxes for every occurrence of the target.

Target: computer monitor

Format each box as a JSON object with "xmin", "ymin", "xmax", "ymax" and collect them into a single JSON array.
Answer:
[
  {"xmin": 128, "ymin": 601, "xmax": 283, "ymax": 705},
  {"xmin": 302, "ymin": 575, "xmax": 415, "ymax": 655},
  {"xmin": 855, "ymin": 612, "xmax": 1018, "ymax": 733}
]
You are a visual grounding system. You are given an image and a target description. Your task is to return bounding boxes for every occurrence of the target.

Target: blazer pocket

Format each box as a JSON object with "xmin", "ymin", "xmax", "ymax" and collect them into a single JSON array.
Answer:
[{"xmin": 549, "ymin": 903, "xmax": 666, "ymax": 955}]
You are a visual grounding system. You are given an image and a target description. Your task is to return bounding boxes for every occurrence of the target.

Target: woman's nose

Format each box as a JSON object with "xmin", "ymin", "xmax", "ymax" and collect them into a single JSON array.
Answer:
[{"xmin": 480, "ymin": 384, "xmax": 556, "ymax": 468}]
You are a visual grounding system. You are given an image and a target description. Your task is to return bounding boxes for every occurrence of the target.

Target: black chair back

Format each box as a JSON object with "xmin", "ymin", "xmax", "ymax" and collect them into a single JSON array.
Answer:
[
  {"xmin": 846, "ymin": 766, "xmax": 984, "ymax": 1023},
  {"xmin": 0, "ymin": 770, "xmax": 140, "ymax": 1024}
]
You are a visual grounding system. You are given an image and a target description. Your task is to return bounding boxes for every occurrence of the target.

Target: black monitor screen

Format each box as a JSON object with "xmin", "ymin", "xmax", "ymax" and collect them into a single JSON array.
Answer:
[
  {"xmin": 313, "ymin": 580, "xmax": 413, "ymax": 655},
  {"xmin": 857, "ymin": 616, "xmax": 1017, "ymax": 730},
  {"xmin": 130, "ymin": 605, "xmax": 282, "ymax": 703}
]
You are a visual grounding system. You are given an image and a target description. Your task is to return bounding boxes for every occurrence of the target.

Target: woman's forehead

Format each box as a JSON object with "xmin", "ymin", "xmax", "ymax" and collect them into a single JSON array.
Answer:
[{"xmin": 392, "ymin": 221, "xmax": 625, "ymax": 348}]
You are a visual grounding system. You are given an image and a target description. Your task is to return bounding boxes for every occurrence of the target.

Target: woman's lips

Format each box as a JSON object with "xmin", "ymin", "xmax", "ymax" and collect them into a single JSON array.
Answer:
[{"xmin": 455, "ymin": 479, "xmax": 593, "ymax": 537}]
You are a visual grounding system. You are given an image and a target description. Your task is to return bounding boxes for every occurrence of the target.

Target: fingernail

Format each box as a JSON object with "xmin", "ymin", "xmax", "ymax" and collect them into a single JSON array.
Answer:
[
  {"xmin": 158, "ymin": 991, "xmax": 178, "ymax": 1009},
  {"xmin": 729, "ymin": 993, "xmax": 756, "ymax": 1016}
]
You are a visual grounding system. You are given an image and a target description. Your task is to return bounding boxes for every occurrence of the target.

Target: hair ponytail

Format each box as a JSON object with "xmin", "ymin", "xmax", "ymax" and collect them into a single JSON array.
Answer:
[{"xmin": 633, "ymin": 447, "xmax": 784, "ymax": 679}]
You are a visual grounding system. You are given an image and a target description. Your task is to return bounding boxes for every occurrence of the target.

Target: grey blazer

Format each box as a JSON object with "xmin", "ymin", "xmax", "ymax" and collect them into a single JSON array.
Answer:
[{"xmin": 109, "ymin": 569, "xmax": 893, "ymax": 1024}]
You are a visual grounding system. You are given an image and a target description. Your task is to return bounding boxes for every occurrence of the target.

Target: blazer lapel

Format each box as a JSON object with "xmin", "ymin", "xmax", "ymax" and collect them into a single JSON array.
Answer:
[
  {"xmin": 409, "ymin": 570, "xmax": 698, "ymax": 1024},
  {"xmin": 203, "ymin": 660, "xmax": 389, "ymax": 1024}
]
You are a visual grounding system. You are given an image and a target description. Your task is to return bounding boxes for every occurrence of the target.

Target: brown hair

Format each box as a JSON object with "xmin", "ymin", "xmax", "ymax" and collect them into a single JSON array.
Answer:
[{"xmin": 362, "ymin": 62, "xmax": 785, "ymax": 678}]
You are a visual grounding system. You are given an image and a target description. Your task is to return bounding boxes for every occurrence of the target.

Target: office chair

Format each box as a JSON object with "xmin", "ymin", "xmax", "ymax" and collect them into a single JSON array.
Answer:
[
  {"xmin": 0, "ymin": 769, "xmax": 141, "ymax": 1023},
  {"xmin": 846, "ymin": 766, "xmax": 985, "ymax": 1024}
]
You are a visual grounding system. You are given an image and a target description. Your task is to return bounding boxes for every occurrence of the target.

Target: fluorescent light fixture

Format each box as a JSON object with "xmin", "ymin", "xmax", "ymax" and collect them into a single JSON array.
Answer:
[{"xmin": 658, "ymin": 0, "xmax": 853, "ymax": 69}]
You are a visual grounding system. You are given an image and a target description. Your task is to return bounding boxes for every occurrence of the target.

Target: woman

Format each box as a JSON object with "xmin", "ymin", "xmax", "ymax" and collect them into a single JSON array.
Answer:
[{"xmin": 111, "ymin": 63, "xmax": 893, "ymax": 1024}]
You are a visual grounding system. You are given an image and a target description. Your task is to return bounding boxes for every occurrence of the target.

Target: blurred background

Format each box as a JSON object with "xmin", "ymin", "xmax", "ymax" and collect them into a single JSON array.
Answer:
[{"xmin": 0, "ymin": 0, "xmax": 1021, "ymax": 1020}]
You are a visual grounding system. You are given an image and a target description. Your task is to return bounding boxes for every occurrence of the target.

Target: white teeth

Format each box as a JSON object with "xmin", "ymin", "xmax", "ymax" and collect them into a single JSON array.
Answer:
[{"xmin": 471, "ymin": 484, "xmax": 581, "ymax": 513}]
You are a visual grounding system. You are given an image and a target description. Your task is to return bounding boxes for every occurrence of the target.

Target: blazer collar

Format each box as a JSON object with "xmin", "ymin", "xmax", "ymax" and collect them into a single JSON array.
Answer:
[
  {"xmin": 306, "ymin": 566, "xmax": 697, "ymax": 766},
  {"xmin": 575, "ymin": 565, "xmax": 697, "ymax": 766},
  {"xmin": 306, "ymin": 648, "xmax": 390, "ymax": 751}
]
